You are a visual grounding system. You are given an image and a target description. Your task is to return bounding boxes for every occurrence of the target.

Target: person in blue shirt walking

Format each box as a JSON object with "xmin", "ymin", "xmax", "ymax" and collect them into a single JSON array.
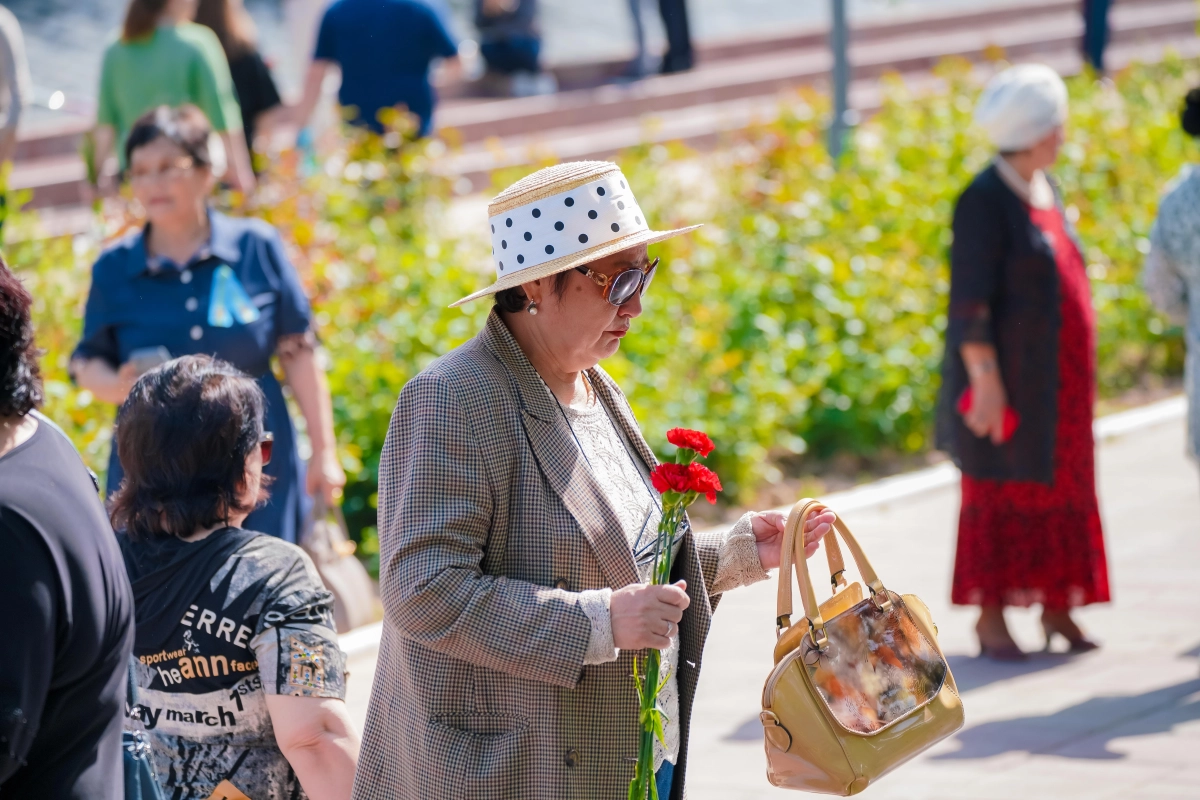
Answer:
[
  {"xmin": 71, "ymin": 105, "xmax": 345, "ymax": 544},
  {"xmin": 293, "ymin": 0, "xmax": 460, "ymax": 138}
]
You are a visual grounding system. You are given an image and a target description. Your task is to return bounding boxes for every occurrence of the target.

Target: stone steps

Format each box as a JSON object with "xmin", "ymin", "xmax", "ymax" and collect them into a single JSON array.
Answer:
[{"xmin": 6, "ymin": 0, "xmax": 1194, "ymax": 218}]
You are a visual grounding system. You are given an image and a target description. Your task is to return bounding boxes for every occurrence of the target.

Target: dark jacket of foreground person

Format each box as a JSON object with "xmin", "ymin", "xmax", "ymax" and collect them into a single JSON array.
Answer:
[{"xmin": 0, "ymin": 415, "xmax": 135, "ymax": 798}]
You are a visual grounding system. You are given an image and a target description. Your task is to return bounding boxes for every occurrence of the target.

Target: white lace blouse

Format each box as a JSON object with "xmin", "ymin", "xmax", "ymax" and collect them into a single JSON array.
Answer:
[{"xmin": 560, "ymin": 389, "xmax": 769, "ymax": 771}]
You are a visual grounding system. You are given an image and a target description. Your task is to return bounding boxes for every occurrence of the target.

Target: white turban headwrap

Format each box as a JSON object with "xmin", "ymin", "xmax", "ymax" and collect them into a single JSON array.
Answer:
[{"xmin": 974, "ymin": 64, "xmax": 1068, "ymax": 152}]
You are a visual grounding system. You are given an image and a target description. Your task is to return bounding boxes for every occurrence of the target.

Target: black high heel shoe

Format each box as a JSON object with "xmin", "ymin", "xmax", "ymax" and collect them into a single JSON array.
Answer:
[{"xmin": 1041, "ymin": 616, "xmax": 1100, "ymax": 654}]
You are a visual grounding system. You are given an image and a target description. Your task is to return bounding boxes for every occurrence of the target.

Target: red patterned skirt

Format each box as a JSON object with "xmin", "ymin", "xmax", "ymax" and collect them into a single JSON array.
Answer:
[{"xmin": 950, "ymin": 205, "xmax": 1111, "ymax": 610}]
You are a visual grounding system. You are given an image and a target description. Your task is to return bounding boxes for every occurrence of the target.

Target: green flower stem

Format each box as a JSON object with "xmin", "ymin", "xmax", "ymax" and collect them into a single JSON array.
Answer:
[{"xmin": 631, "ymin": 499, "xmax": 690, "ymax": 798}]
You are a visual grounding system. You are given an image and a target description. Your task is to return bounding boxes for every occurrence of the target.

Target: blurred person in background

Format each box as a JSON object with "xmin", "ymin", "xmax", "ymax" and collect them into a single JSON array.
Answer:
[
  {"xmin": 115, "ymin": 354, "xmax": 358, "ymax": 799},
  {"xmin": 1144, "ymin": 86, "xmax": 1200, "ymax": 481},
  {"xmin": 94, "ymin": 0, "xmax": 255, "ymax": 193},
  {"xmin": 0, "ymin": 5, "xmax": 31, "ymax": 166},
  {"xmin": 195, "ymin": 0, "xmax": 286, "ymax": 162},
  {"xmin": 937, "ymin": 64, "xmax": 1109, "ymax": 661},
  {"xmin": 625, "ymin": 0, "xmax": 655, "ymax": 78},
  {"xmin": 71, "ymin": 105, "xmax": 344, "ymax": 545},
  {"xmin": 1082, "ymin": 0, "xmax": 1112, "ymax": 74},
  {"xmin": 294, "ymin": 0, "xmax": 460, "ymax": 139},
  {"xmin": 475, "ymin": 0, "xmax": 555, "ymax": 97},
  {"xmin": 657, "ymin": 0, "xmax": 693, "ymax": 74},
  {"xmin": 0, "ymin": 258, "xmax": 134, "ymax": 799}
]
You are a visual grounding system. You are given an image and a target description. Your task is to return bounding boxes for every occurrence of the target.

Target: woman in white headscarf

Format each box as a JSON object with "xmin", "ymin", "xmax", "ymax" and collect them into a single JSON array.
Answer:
[{"xmin": 936, "ymin": 64, "xmax": 1109, "ymax": 661}]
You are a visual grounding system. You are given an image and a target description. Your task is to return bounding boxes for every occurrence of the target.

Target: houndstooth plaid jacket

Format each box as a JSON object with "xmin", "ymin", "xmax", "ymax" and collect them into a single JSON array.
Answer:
[{"xmin": 353, "ymin": 309, "xmax": 730, "ymax": 800}]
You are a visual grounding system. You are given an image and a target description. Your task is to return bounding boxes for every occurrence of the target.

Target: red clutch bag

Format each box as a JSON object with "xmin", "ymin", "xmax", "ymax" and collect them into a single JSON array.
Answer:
[{"xmin": 956, "ymin": 387, "xmax": 1020, "ymax": 443}]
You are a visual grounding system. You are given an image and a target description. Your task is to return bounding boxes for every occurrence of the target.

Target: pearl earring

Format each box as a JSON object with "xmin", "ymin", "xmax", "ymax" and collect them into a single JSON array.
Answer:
[{"xmin": 527, "ymin": 301, "xmax": 538, "ymax": 315}]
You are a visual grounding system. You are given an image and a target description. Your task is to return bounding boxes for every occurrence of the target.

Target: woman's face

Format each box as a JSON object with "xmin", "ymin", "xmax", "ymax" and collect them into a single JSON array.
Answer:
[
  {"xmin": 129, "ymin": 137, "xmax": 212, "ymax": 226},
  {"xmin": 523, "ymin": 243, "xmax": 651, "ymax": 373},
  {"xmin": 1029, "ymin": 125, "xmax": 1065, "ymax": 170},
  {"xmin": 239, "ymin": 436, "xmax": 266, "ymax": 511}
]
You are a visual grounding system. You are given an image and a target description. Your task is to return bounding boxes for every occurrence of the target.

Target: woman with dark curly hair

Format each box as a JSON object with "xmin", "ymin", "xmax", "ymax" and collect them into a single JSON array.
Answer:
[
  {"xmin": 0, "ymin": 257, "xmax": 134, "ymax": 799},
  {"xmin": 1144, "ymin": 87, "xmax": 1200, "ymax": 479},
  {"xmin": 115, "ymin": 354, "xmax": 358, "ymax": 800}
]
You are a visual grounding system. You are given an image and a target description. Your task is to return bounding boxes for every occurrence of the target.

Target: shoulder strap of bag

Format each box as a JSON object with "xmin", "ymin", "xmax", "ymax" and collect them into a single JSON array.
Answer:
[{"xmin": 776, "ymin": 499, "xmax": 890, "ymax": 647}]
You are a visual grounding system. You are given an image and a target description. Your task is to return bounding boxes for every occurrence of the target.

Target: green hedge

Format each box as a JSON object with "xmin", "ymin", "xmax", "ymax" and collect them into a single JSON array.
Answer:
[{"xmin": 11, "ymin": 58, "xmax": 1194, "ymax": 565}]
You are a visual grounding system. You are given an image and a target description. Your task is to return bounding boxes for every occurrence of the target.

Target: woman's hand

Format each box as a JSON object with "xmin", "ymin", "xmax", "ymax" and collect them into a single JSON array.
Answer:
[
  {"xmin": 752, "ymin": 509, "xmax": 837, "ymax": 571},
  {"xmin": 964, "ymin": 370, "xmax": 1009, "ymax": 445},
  {"xmin": 71, "ymin": 357, "xmax": 139, "ymax": 406},
  {"xmin": 610, "ymin": 580, "xmax": 691, "ymax": 650},
  {"xmin": 307, "ymin": 447, "xmax": 346, "ymax": 506}
]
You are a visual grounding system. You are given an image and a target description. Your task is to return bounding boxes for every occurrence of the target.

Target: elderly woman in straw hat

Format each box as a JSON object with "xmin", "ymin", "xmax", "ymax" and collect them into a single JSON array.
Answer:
[
  {"xmin": 937, "ymin": 64, "xmax": 1109, "ymax": 662},
  {"xmin": 353, "ymin": 161, "xmax": 834, "ymax": 799}
]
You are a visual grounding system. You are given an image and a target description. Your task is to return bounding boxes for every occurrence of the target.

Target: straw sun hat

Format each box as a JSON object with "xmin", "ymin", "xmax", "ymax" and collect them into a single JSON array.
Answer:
[{"xmin": 450, "ymin": 160, "xmax": 701, "ymax": 307}]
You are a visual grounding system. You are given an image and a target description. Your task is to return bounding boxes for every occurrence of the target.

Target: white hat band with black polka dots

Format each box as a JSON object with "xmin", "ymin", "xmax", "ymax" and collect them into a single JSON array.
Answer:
[{"xmin": 489, "ymin": 172, "xmax": 649, "ymax": 279}]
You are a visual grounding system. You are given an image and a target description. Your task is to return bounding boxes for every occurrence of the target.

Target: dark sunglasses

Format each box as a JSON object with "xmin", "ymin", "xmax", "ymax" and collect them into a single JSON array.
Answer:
[
  {"xmin": 259, "ymin": 432, "xmax": 274, "ymax": 466},
  {"xmin": 575, "ymin": 257, "xmax": 660, "ymax": 306}
]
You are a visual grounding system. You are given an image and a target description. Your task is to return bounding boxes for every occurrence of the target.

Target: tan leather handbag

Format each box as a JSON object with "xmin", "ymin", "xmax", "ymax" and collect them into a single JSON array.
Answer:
[
  {"xmin": 760, "ymin": 499, "xmax": 964, "ymax": 795},
  {"xmin": 300, "ymin": 500, "xmax": 380, "ymax": 634}
]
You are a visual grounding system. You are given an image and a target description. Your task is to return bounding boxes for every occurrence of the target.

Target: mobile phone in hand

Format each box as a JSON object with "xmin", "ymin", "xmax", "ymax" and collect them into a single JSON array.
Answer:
[{"xmin": 127, "ymin": 346, "xmax": 172, "ymax": 376}]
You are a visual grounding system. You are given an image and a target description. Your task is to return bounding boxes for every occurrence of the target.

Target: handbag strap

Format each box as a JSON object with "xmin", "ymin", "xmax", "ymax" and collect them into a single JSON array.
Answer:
[{"xmin": 776, "ymin": 498, "xmax": 890, "ymax": 647}]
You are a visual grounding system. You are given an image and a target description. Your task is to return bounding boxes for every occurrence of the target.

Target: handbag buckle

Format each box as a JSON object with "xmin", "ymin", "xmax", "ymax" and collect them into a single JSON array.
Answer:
[
  {"xmin": 806, "ymin": 617, "xmax": 828, "ymax": 650},
  {"xmin": 869, "ymin": 583, "xmax": 894, "ymax": 613}
]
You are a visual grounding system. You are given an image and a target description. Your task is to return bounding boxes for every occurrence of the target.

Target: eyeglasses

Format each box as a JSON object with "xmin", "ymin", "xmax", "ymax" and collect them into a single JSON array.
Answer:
[
  {"xmin": 129, "ymin": 157, "xmax": 196, "ymax": 184},
  {"xmin": 575, "ymin": 257, "xmax": 660, "ymax": 307},
  {"xmin": 259, "ymin": 432, "xmax": 274, "ymax": 466}
]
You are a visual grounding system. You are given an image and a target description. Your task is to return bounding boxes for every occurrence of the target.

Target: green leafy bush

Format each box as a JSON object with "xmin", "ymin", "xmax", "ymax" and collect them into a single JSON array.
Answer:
[{"xmin": 10, "ymin": 57, "xmax": 1195, "ymax": 561}]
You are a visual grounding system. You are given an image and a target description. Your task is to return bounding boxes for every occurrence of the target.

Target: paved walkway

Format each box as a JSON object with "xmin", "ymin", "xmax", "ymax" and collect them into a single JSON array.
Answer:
[{"xmin": 343, "ymin": 411, "xmax": 1200, "ymax": 798}]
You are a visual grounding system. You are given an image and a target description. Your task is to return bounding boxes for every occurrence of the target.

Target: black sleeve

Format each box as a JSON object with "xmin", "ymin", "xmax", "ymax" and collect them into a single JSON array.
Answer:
[
  {"xmin": 0, "ymin": 511, "xmax": 58, "ymax": 784},
  {"xmin": 232, "ymin": 51, "xmax": 281, "ymax": 123},
  {"xmin": 948, "ymin": 181, "xmax": 1007, "ymax": 345},
  {"xmin": 249, "ymin": 52, "xmax": 281, "ymax": 115}
]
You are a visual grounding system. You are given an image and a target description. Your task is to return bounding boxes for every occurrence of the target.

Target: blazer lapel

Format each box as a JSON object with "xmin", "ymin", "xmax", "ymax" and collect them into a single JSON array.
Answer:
[{"xmin": 480, "ymin": 311, "xmax": 640, "ymax": 589}]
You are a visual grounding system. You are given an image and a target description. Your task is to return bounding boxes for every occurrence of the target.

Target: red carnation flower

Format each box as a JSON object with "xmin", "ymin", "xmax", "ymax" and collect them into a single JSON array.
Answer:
[
  {"xmin": 685, "ymin": 462, "xmax": 723, "ymax": 503},
  {"xmin": 666, "ymin": 428, "xmax": 715, "ymax": 458},
  {"xmin": 650, "ymin": 462, "xmax": 691, "ymax": 494}
]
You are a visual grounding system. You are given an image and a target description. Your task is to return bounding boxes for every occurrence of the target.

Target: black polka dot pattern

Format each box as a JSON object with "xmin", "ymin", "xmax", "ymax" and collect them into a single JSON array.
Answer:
[{"xmin": 487, "ymin": 172, "xmax": 652, "ymax": 278}]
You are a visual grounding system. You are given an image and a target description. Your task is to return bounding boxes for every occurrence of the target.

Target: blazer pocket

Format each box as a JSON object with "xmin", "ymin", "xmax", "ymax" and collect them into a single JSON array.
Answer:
[{"xmin": 428, "ymin": 713, "xmax": 531, "ymax": 800}]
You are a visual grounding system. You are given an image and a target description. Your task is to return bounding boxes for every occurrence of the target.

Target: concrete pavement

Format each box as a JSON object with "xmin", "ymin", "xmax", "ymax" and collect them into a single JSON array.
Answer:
[{"xmin": 343, "ymin": 408, "xmax": 1200, "ymax": 798}]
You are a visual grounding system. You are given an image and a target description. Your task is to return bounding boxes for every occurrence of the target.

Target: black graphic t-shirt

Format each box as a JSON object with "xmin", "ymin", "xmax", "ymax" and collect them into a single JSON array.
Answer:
[{"xmin": 120, "ymin": 528, "xmax": 346, "ymax": 800}]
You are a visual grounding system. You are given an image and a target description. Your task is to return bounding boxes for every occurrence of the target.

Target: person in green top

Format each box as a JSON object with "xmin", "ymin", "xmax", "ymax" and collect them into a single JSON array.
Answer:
[{"xmin": 94, "ymin": 0, "xmax": 255, "ymax": 193}]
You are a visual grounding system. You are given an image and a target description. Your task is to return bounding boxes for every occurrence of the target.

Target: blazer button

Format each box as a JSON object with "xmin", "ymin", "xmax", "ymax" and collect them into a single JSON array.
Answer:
[
  {"xmin": 554, "ymin": 578, "xmax": 570, "ymax": 591},
  {"xmin": 563, "ymin": 749, "xmax": 579, "ymax": 768}
]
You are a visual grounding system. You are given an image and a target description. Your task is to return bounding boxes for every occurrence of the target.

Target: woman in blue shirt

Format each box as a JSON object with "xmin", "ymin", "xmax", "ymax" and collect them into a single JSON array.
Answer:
[{"xmin": 71, "ymin": 104, "xmax": 344, "ymax": 543}]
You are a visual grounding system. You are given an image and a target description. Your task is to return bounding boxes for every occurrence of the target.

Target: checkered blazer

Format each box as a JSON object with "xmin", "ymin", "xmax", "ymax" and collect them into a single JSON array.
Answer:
[{"xmin": 353, "ymin": 310, "xmax": 728, "ymax": 800}]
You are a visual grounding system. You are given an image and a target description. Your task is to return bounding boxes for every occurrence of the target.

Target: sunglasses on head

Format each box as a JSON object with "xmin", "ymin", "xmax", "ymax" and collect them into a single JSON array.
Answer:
[
  {"xmin": 575, "ymin": 257, "xmax": 660, "ymax": 306},
  {"xmin": 259, "ymin": 432, "xmax": 274, "ymax": 466}
]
